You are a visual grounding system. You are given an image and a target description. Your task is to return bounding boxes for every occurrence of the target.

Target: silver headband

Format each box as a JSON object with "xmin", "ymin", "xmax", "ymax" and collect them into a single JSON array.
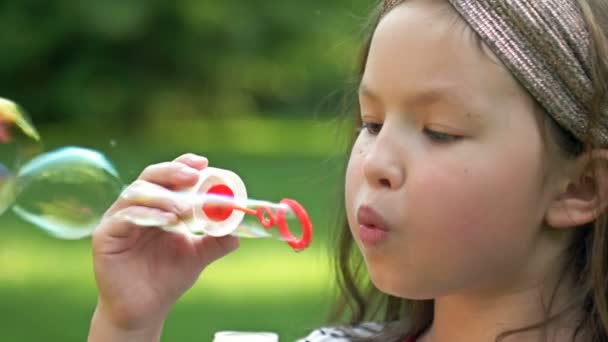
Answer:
[{"xmin": 382, "ymin": 0, "xmax": 607, "ymax": 146}]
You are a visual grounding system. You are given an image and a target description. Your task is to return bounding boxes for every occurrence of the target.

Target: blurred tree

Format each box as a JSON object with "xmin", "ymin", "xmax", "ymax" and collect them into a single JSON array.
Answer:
[{"xmin": 0, "ymin": 0, "xmax": 371, "ymax": 125}]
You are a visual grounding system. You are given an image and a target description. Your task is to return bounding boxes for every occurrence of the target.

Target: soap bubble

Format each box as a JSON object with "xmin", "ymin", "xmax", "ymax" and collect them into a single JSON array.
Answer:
[
  {"xmin": 0, "ymin": 98, "xmax": 42, "ymax": 215},
  {"xmin": 11, "ymin": 146, "xmax": 124, "ymax": 239}
]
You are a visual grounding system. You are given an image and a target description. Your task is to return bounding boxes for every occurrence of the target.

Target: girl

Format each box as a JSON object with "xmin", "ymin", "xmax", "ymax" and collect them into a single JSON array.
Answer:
[{"xmin": 87, "ymin": 0, "xmax": 608, "ymax": 341}]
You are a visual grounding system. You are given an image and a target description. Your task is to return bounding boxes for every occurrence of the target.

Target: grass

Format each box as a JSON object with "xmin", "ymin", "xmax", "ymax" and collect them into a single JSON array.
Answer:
[
  {"xmin": 0, "ymin": 222, "xmax": 336, "ymax": 341},
  {"xmin": 0, "ymin": 118, "xmax": 349, "ymax": 341}
]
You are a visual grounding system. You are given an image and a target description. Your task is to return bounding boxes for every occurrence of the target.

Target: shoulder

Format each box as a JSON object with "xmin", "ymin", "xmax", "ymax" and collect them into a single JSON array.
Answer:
[{"xmin": 296, "ymin": 323, "xmax": 383, "ymax": 342}]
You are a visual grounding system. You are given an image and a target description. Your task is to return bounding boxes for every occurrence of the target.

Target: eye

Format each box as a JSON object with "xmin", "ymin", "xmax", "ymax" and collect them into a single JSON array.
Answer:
[
  {"xmin": 424, "ymin": 128, "xmax": 461, "ymax": 143},
  {"xmin": 358, "ymin": 122, "xmax": 383, "ymax": 135}
]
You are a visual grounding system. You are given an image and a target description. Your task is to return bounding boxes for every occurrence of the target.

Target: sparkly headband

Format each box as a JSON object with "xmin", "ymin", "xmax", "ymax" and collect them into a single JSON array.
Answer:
[{"xmin": 381, "ymin": 0, "xmax": 607, "ymax": 146}]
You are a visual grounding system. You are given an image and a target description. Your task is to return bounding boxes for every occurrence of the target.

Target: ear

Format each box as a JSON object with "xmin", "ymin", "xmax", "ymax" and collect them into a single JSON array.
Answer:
[{"xmin": 545, "ymin": 150, "xmax": 608, "ymax": 229}]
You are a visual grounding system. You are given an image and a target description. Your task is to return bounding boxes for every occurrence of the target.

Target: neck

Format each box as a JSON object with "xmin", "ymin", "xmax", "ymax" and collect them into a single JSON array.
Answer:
[{"xmin": 418, "ymin": 277, "xmax": 583, "ymax": 342}]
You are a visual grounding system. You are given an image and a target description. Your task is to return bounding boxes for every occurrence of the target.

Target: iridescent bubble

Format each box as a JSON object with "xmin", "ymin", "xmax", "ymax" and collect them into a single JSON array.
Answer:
[
  {"xmin": 12, "ymin": 146, "xmax": 124, "ymax": 239},
  {"xmin": 0, "ymin": 98, "xmax": 42, "ymax": 215}
]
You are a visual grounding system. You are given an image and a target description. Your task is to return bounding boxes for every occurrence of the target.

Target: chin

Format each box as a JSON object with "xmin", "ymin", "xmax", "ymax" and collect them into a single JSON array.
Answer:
[{"xmin": 367, "ymin": 266, "xmax": 436, "ymax": 300}]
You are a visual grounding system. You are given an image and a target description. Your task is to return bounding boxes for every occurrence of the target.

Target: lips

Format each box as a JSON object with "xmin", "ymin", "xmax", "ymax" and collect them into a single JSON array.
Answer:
[
  {"xmin": 357, "ymin": 205, "xmax": 388, "ymax": 230},
  {"xmin": 356, "ymin": 205, "xmax": 390, "ymax": 245}
]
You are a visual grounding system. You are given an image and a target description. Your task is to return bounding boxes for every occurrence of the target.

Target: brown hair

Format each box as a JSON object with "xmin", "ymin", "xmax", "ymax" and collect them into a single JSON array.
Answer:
[{"xmin": 328, "ymin": 1, "xmax": 608, "ymax": 341}]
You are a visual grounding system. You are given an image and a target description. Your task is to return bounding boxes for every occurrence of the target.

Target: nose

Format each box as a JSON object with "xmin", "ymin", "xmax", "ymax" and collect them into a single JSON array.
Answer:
[{"xmin": 362, "ymin": 129, "xmax": 405, "ymax": 190}]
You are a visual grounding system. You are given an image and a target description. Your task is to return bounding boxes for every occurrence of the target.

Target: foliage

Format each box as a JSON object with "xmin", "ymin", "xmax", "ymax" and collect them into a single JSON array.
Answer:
[{"xmin": 0, "ymin": 0, "xmax": 371, "ymax": 124}]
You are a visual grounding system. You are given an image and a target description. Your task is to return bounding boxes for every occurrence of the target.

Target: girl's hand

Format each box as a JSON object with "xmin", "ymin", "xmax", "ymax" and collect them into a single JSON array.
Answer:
[{"xmin": 87, "ymin": 154, "xmax": 240, "ymax": 342}]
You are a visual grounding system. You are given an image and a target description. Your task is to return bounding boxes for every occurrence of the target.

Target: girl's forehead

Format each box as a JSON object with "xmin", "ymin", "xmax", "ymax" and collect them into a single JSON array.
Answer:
[
  {"xmin": 371, "ymin": 1, "xmax": 487, "ymax": 71},
  {"xmin": 364, "ymin": 1, "xmax": 528, "ymax": 110}
]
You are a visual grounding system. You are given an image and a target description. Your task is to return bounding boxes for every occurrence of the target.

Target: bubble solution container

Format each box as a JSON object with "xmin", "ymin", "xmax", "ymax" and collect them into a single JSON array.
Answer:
[{"xmin": 122, "ymin": 167, "xmax": 313, "ymax": 252}]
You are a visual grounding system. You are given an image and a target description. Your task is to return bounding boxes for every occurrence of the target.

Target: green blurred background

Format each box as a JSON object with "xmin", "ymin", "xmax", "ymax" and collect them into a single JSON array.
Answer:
[{"xmin": 0, "ymin": 0, "xmax": 370, "ymax": 341}]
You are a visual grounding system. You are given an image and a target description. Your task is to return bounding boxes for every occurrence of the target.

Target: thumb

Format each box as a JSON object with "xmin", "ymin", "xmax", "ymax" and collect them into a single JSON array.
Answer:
[{"xmin": 193, "ymin": 235, "xmax": 240, "ymax": 266}]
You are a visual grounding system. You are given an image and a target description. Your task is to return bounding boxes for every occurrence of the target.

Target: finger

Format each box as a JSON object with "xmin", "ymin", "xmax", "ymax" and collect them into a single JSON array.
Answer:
[
  {"xmin": 173, "ymin": 153, "xmax": 208, "ymax": 170},
  {"xmin": 95, "ymin": 206, "xmax": 177, "ymax": 240},
  {"xmin": 114, "ymin": 205, "xmax": 180, "ymax": 230},
  {"xmin": 105, "ymin": 180, "xmax": 191, "ymax": 217},
  {"xmin": 193, "ymin": 235, "xmax": 240, "ymax": 267},
  {"xmin": 138, "ymin": 162, "xmax": 200, "ymax": 189}
]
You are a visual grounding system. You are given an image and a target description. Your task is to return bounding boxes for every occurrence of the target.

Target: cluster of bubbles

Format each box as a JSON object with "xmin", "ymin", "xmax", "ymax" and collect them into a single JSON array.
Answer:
[{"xmin": 0, "ymin": 98, "xmax": 124, "ymax": 239}]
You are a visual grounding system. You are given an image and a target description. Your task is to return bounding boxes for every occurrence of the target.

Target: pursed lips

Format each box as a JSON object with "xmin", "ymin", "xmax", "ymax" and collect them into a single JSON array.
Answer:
[{"xmin": 357, "ymin": 205, "xmax": 389, "ymax": 231}]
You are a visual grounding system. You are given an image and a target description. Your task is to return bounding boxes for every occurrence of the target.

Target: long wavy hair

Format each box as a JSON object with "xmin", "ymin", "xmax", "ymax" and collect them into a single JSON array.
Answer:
[{"xmin": 328, "ymin": 1, "xmax": 608, "ymax": 341}]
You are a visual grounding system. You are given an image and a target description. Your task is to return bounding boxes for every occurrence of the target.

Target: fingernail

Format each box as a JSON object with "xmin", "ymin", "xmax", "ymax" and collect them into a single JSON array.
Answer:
[
  {"xmin": 179, "ymin": 167, "xmax": 198, "ymax": 178},
  {"xmin": 189, "ymin": 155, "xmax": 207, "ymax": 164}
]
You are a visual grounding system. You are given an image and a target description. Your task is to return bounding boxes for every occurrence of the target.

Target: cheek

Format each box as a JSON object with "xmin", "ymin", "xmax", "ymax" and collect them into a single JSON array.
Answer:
[
  {"xmin": 406, "ymin": 143, "xmax": 547, "ymax": 285},
  {"xmin": 413, "ymin": 156, "xmax": 543, "ymax": 237}
]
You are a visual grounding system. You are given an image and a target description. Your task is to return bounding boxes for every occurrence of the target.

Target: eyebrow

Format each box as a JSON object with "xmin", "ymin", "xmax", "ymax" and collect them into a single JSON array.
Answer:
[
  {"xmin": 358, "ymin": 83, "xmax": 457, "ymax": 108},
  {"xmin": 358, "ymin": 82, "xmax": 487, "ymax": 127}
]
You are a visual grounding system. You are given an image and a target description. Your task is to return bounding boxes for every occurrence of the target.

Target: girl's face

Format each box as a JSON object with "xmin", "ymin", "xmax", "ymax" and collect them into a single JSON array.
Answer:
[{"xmin": 345, "ymin": 0, "xmax": 565, "ymax": 299}]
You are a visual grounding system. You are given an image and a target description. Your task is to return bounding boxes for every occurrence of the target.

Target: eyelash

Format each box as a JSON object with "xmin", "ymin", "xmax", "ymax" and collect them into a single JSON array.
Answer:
[
  {"xmin": 423, "ymin": 128, "xmax": 461, "ymax": 143},
  {"xmin": 358, "ymin": 122, "xmax": 383, "ymax": 135},
  {"xmin": 358, "ymin": 122, "xmax": 461, "ymax": 143}
]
